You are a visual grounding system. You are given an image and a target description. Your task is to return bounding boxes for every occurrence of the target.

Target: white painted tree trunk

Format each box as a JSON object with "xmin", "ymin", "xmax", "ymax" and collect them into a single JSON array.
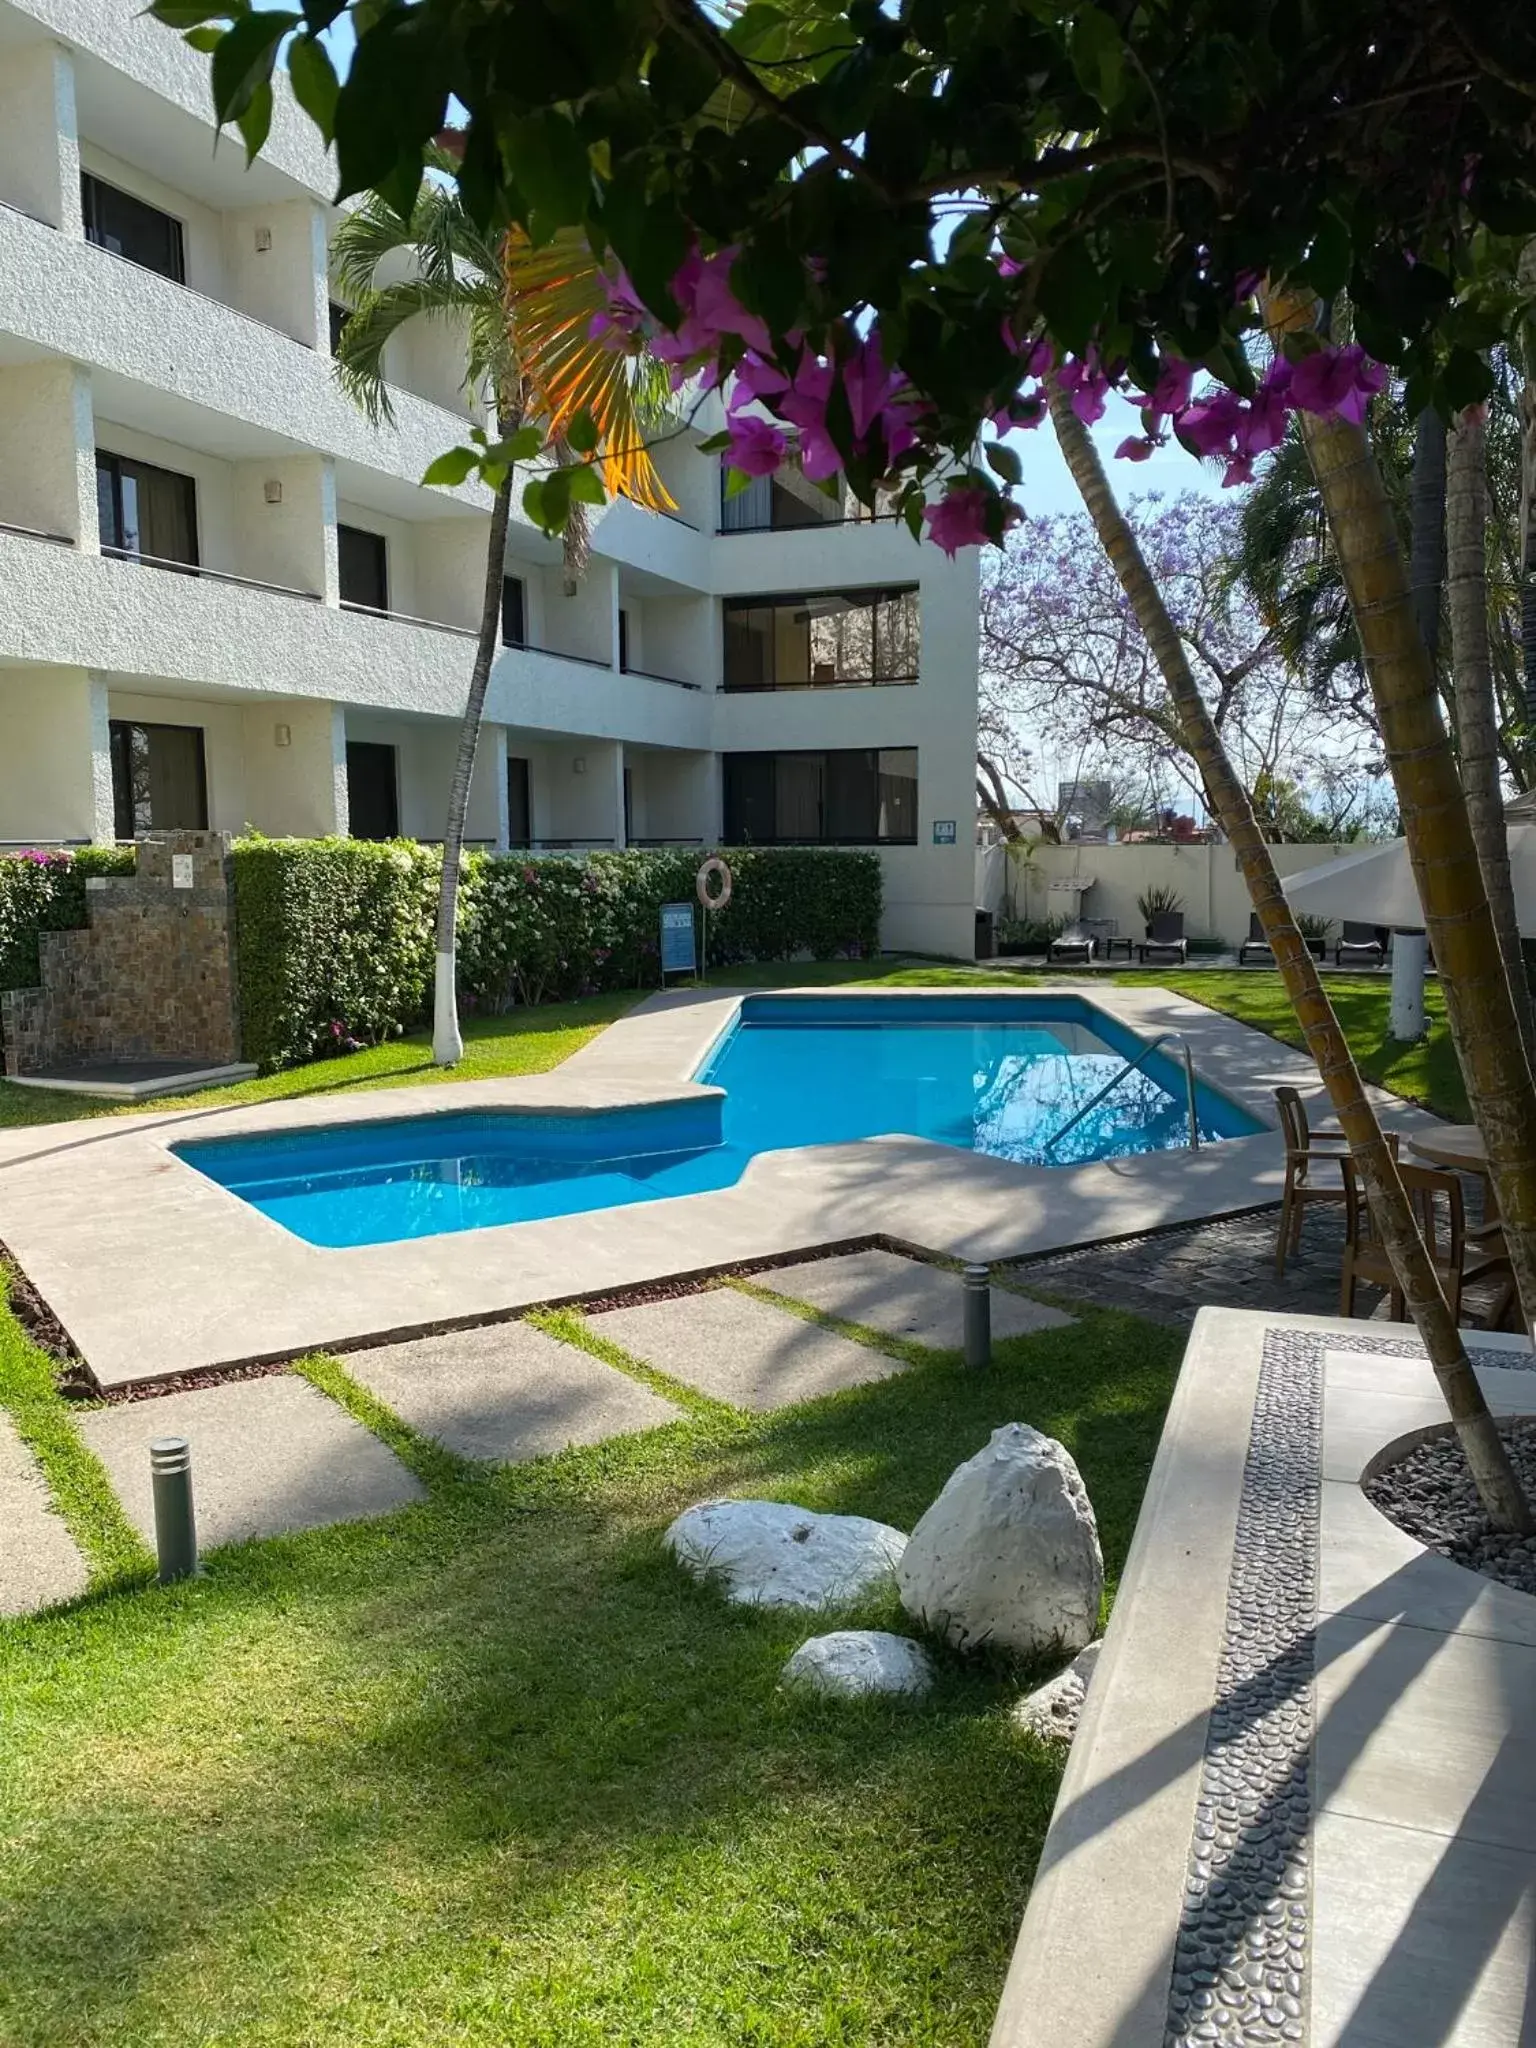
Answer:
[{"xmin": 1390, "ymin": 929, "xmax": 1428, "ymax": 1042}]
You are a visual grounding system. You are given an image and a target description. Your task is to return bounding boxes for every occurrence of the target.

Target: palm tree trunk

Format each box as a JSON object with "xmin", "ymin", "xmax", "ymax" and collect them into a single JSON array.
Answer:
[
  {"xmin": 1268, "ymin": 287, "xmax": 1536, "ymax": 1349},
  {"xmin": 431, "ymin": 449, "xmax": 516, "ymax": 1065},
  {"xmin": 1409, "ymin": 407, "xmax": 1447, "ymax": 663},
  {"xmin": 1447, "ymin": 408, "xmax": 1536, "ymax": 1060},
  {"xmin": 1049, "ymin": 380, "xmax": 1531, "ymax": 1532},
  {"xmin": 1518, "ymin": 239, "xmax": 1536, "ymax": 737}
]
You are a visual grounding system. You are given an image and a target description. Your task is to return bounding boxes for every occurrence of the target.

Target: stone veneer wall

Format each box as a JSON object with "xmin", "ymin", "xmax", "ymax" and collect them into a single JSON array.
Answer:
[{"xmin": 0, "ymin": 832, "xmax": 240, "ymax": 1074}]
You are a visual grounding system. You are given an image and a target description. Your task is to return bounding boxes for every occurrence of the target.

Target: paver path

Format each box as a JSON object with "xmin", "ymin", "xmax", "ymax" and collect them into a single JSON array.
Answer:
[
  {"xmin": 588, "ymin": 1287, "xmax": 902, "ymax": 1410},
  {"xmin": 758, "ymin": 1248, "xmax": 1073, "ymax": 1347},
  {"xmin": 0, "ymin": 1414, "xmax": 87, "ymax": 1616},
  {"xmin": 345, "ymin": 1321, "xmax": 682, "ymax": 1461},
  {"xmin": 78, "ymin": 1376, "xmax": 424, "ymax": 1552}
]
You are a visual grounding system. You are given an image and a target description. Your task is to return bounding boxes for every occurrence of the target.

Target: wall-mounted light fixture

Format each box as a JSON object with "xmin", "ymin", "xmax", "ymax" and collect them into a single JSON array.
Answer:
[
  {"xmin": 274, "ymin": 723, "xmax": 291, "ymax": 748},
  {"xmin": 572, "ymin": 756, "xmax": 587, "ymax": 775},
  {"xmin": 263, "ymin": 479, "xmax": 283, "ymax": 505},
  {"xmin": 253, "ymin": 225, "xmax": 273, "ymax": 253}
]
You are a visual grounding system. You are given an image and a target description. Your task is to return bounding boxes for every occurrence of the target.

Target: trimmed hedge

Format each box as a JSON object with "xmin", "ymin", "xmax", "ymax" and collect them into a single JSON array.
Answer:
[
  {"xmin": 233, "ymin": 839, "xmax": 882, "ymax": 1070},
  {"xmin": 0, "ymin": 847, "xmax": 137, "ymax": 1041}
]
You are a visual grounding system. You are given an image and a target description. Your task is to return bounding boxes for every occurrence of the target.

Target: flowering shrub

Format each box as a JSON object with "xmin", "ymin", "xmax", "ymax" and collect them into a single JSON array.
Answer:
[
  {"xmin": 0, "ymin": 845, "xmax": 136, "ymax": 1046},
  {"xmin": 234, "ymin": 841, "xmax": 882, "ymax": 1070}
]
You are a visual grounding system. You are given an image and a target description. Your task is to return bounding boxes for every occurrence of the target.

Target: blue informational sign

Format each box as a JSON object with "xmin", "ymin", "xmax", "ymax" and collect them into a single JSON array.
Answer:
[
  {"xmin": 932, "ymin": 819, "xmax": 957, "ymax": 845},
  {"xmin": 660, "ymin": 901, "xmax": 697, "ymax": 975}
]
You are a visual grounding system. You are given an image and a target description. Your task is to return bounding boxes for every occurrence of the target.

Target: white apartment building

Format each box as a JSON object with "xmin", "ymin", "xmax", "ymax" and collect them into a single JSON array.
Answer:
[{"xmin": 0, "ymin": 0, "xmax": 980, "ymax": 958}]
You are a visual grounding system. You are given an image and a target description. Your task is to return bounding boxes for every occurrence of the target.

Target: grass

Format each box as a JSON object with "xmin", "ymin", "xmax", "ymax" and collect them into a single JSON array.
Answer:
[{"xmin": 0, "ymin": 1289, "xmax": 1180, "ymax": 2048}]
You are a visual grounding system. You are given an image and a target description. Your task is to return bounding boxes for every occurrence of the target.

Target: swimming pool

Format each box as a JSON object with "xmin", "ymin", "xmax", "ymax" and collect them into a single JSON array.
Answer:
[{"xmin": 175, "ymin": 994, "xmax": 1261, "ymax": 1248}]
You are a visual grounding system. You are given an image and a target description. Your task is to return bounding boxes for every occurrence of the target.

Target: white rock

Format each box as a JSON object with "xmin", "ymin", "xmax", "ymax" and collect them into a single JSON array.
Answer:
[
  {"xmin": 1012, "ymin": 1638, "xmax": 1102, "ymax": 1742},
  {"xmin": 782, "ymin": 1630, "xmax": 935, "ymax": 1698},
  {"xmin": 664, "ymin": 1498, "xmax": 907, "ymax": 1609},
  {"xmin": 897, "ymin": 1424, "xmax": 1103, "ymax": 1656}
]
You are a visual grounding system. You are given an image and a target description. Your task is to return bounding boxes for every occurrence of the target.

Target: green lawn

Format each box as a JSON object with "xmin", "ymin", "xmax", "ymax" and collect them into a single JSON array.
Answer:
[{"xmin": 0, "ymin": 1283, "xmax": 1180, "ymax": 2048}]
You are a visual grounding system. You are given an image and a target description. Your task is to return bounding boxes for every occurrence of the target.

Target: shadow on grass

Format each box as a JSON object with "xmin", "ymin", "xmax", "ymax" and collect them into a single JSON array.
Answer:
[{"xmin": 0, "ymin": 1309, "xmax": 1176, "ymax": 2045}]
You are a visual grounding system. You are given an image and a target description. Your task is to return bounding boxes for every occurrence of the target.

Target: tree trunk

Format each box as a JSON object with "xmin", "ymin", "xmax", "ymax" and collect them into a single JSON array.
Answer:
[
  {"xmin": 1049, "ymin": 379, "xmax": 1531, "ymax": 1532},
  {"xmin": 1447, "ymin": 409, "xmax": 1536, "ymax": 1060},
  {"xmin": 977, "ymin": 755, "xmax": 1025, "ymax": 842},
  {"xmin": 1518, "ymin": 239, "xmax": 1536, "ymax": 736},
  {"xmin": 431, "ymin": 447, "xmax": 516, "ymax": 1066},
  {"xmin": 1409, "ymin": 407, "xmax": 1447, "ymax": 664},
  {"xmin": 1268, "ymin": 286, "xmax": 1536, "ymax": 1350}
]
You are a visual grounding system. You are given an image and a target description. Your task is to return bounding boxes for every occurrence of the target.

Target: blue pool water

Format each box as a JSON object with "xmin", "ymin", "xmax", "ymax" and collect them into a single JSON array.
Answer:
[{"xmin": 176, "ymin": 994, "xmax": 1260, "ymax": 1248}]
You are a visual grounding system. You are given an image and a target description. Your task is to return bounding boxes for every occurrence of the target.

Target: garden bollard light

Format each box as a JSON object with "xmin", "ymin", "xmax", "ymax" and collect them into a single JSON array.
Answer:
[
  {"xmin": 150, "ymin": 1436, "xmax": 198, "ymax": 1584},
  {"xmin": 962, "ymin": 1264, "xmax": 992, "ymax": 1370}
]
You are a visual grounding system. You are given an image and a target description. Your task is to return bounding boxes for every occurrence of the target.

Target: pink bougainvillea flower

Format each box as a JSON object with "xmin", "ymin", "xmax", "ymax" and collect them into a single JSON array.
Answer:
[
  {"xmin": 922, "ymin": 486, "xmax": 1021, "ymax": 557},
  {"xmin": 997, "ymin": 252, "xmax": 1026, "ymax": 278},
  {"xmin": 1286, "ymin": 343, "xmax": 1387, "ymax": 427},
  {"xmin": 1222, "ymin": 454, "xmax": 1256, "ymax": 487},
  {"xmin": 1115, "ymin": 435, "xmax": 1159, "ymax": 462},
  {"xmin": 648, "ymin": 245, "xmax": 773, "ymax": 369},
  {"xmin": 723, "ymin": 413, "xmax": 790, "ymax": 477},
  {"xmin": 588, "ymin": 265, "xmax": 650, "ymax": 348},
  {"xmin": 1176, "ymin": 388, "xmax": 1245, "ymax": 457},
  {"xmin": 1058, "ymin": 350, "xmax": 1111, "ymax": 424},
  {"xmin": 1150, "ymin": 354, "xmax": 1196, "ymax": 419}
]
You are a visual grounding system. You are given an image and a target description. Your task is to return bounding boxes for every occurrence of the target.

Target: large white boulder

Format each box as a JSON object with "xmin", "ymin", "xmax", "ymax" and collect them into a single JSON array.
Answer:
[
  {"xmin": 664, "ymin": 1498, "xmax": 907, "ymax": 1609},
  {"xmin": 897, "ymin": 1424, "xmax": 1103, "ymax": 1656},
  {"xmin": 782, "ymin": 1630, "xmax": 935, "ymax": 1698},
  {"xmin": 1012, "ymin": 1638, "xmax": 1102, "ymax": 1743}
]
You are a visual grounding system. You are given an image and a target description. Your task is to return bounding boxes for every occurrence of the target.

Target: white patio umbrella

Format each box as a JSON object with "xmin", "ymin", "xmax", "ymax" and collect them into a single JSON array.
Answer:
[
  {"xmin": 1281, "ymin": 805, "xmax": 1536, "ymax": 937},
  {"xmin": 1281, "ymin": 791, "xmax": 1536, "ymax": 1038}
]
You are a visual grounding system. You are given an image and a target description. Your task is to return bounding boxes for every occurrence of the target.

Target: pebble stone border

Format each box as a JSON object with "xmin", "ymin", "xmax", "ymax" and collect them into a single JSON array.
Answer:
[{"xmin": 1162, "ymin": 1329, "xmax": 1533, "ymax": 2048}]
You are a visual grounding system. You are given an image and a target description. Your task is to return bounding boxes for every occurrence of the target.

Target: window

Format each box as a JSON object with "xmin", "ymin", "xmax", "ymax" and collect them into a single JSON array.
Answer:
[
  {"xmin": 722, "ymin": 587, "xmax": 919, "ymax": 690},
  {"xmin": 109, "ymin": 720, "xmax": 207, "ymax": 839},
  {"xmin": 506, "ymin": 756, "xmax": 531, "ymax": 846},
  {"xmin": 95, "ymin": 453, "xmax": 198, "ymax": 569},
  {"xmin": 723, "ymin": 749, "xmax": 917, "ymax": 844},
  {"xmin": 719, "ymin": 455, "xmax": 842, "ymax": 533},
  {"xmin": 618, "ymin": 607, "xmax": 631, "ymax": 672},
  {"xmin": 338, "ymin": 524, "xmax": 389, "ymax": 612},
  {"xmin": 501, "ymin": 575, "xmax": 526, "ymax": 647},
  {"xmin": 82, "ymin": 173, "xmax": 186, "ymax": 283},
  {"xmin": 328, "ymin": 300, "xmax": 351, "ymax": 356},
  {"xmin": 346, "ymin": 742, "xmax": 399, "ymax": 839}
]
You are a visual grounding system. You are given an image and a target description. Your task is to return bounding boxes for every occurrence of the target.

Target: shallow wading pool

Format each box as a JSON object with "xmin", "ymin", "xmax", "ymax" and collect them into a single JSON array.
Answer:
[{"xmin": 174, "ymin": 994, "xmax": 1261, "ymax": 1248}]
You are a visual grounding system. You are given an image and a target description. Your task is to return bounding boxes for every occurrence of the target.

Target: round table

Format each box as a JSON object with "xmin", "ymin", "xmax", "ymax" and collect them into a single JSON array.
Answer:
[{"xmin": 1406, "ymin": 1124, "xmax": 1488, "ymax": 1174}]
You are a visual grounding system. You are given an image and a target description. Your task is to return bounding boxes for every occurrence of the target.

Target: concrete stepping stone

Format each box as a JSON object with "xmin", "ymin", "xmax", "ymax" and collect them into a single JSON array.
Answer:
[
  {"xmin": 77, "ymin": 1375, "xmax": 424, "ymax": 1552},
  {"xmin": 589, "ymin": 1287, "xmax": 902, "ymax": 1411},
  {"xmin": 344, "ymin": 1320, "xmax": 682, "ymax": 1462},
  {"xmin": 756, "ymin": 1248, "xmax": 1074, "ymax": 1349},
  {"xmin": 0, "ymin": 1413, "xmax": 88, "ymax": 1617}
]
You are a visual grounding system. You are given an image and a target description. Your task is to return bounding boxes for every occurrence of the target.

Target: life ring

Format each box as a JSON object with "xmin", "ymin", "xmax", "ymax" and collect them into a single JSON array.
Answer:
[{"xmin": 696, "ymin": 856, "xmax": 732, "ymax": 910}]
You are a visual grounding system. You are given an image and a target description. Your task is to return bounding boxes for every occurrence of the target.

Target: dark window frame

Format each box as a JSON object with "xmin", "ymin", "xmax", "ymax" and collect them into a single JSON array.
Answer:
[
  {"xmin": 338, "ymin": 523, "xmax": 390, "ymax": 614},
  {"xmin": 723, "ymin": 748, "xmax": 918, "ymax": 846},
  {"xmin": 506, "ymin": 755, "xmax": 532, "ymax": 847},
  {"xmin": 721, "ymin": 585, "xmax": 920, "ymax": 691},
  {"xmin": 95, "ymin": 451, "xmax": 200, "ymax": 570},
  {"xmin": 500, "ymin": 574, "xmax": 527, "ymax": 647},
  {"xmin": 108, "ymin": 718, "xmax": 208, "ymax": 840},
  {"xmin": 345, "ymin": 741, "xmax": 401, "ymax": 840},
  {"xmin": 81, "ymin": 172, "xmax": 186, "ymax": 284}
]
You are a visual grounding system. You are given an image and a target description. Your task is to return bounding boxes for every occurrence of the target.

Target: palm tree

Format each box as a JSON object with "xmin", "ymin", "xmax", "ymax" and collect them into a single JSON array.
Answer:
[
  {"xmin": 1049, "ymin": 379, "xmax": 1530, "ymax": 1532},
  {"xmin": 331, "ymin": 160, "xmax": 672, "ymax": 1063}
]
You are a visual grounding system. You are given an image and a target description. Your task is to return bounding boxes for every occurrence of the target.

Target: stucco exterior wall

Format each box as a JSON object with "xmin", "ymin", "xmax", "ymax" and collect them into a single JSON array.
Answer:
[{"xmin": 1015, "ymin": 840, "xmax": 1374, "ymax": 946}]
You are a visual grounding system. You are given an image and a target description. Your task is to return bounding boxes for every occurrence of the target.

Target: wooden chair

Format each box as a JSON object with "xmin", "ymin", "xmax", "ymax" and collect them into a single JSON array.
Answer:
[
  {"xmin": 1336, "ymin": 921, "xmax": 1384, "ymax": 967},
  {"xmin": 1339, "ymin": 1157, "xmax": 1465, "ymax": 1321},
  {"xmin": 1275, "ymin": 1086, "xmax": 1354, "ymax": 1275},
  {"xmin": 1239, "ymin": 913, "xmax": 1275, "ymax": 966}
]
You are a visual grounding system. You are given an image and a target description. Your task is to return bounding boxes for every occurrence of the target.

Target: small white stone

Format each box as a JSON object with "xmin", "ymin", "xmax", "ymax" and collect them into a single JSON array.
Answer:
[
  {"xmin": 782, "ymin": 1630, "xmax": 935, "ymax": 1698},
  {"xmin": 897, "ymin": 1423, "xmax": 1104, "ymax": 1656},
  {"xmin": 664, "ymin": 1498, "xmax": 907, "ymax": 1609},
  {"xmin": 1012, "ymin": 1638, "xmax": 1103, "ymax": 1742}
]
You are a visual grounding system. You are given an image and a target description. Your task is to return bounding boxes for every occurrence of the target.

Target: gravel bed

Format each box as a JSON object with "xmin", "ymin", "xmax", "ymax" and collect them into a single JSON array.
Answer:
[{"xmin": 1364, "ymin": 1418, "xmax": 1536, "ymax": 1596}]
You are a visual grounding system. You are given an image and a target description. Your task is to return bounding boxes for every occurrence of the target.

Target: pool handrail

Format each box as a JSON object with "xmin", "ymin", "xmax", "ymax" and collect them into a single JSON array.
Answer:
[{"xmin": 1041, "ymin": 1030, "xmax": 1201, "ymax": 1156}]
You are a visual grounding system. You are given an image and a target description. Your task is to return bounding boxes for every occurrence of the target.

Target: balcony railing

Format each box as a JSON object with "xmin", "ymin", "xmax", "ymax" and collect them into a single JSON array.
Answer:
[
  {"xmin": 340, "ymin": 598, "xmax": 475, "ymax": 636},
  {"xmin": 0, "ymin": 519, "xmax": 73, "ymax": 547},
  {"xmin": 104, "ymin": 547, "xmax": 323, "ymax": 602},
  {"xmin": 620, "ymin": 663, "xmax": 702, "ymax": 691},
  {"xmin": 722, "ymin": 672, "xmax": 918, "ymax": 693}
]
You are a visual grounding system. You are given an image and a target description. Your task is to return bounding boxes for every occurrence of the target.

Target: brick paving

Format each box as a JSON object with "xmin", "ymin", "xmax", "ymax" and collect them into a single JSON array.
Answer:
[{"xmin": 1001, "ymin": 1205, "xmax": 1377, "ymax": 1329}]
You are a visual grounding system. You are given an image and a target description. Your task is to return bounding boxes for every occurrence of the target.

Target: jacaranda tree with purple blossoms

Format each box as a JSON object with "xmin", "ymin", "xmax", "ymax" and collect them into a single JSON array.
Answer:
[{"xmin": 157, "ymin": 0, "xmax": 1536, "ymax": 1520}]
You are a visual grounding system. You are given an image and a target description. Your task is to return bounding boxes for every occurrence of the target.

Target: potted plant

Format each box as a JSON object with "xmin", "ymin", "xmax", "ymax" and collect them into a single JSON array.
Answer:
[{"xmin": 1136, "ymin": 883, "xmax": 1186, "ymax": 942}]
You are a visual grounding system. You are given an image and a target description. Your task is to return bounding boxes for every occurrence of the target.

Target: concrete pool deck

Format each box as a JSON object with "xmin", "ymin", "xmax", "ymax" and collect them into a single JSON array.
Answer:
[
  {"xmin": 0, "ymin": 984, "xmax": 1439, "ymax": 1391},
  {"xmin": 991, "ymin": 1306, "xmax": 1536, "ymax": 2048}
]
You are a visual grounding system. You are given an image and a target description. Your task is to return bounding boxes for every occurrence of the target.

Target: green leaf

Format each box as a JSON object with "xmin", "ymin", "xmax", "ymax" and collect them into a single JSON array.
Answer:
[
  {"xmin": 1070, "ymin": 7, "xmax": 1124, "ymax": 112},
  {"xmin": 562, "ymin": 464, "xmax": 607, "ymax": 507},
  {"xmin": 984, "ymin": 441, "xmax": 1022, "ymax": 486},
  {"xmin": 483, "ymin": 427, "xmax": 544, "ymax": 465},
  {"xmin": 421, "ymin": 447, "xmax": 480, "ymax": 488},
  {"xmin": 1441, "ymin": 346, "xmax": 1494, "ymax": 413},
  {"xmin": 723, "ymin": 466, "xmax": 753, "ymax": 499},
  {"xmin": 210, "ymin": 7, "xmax": 295, "ymax": 125},
  {"xmin": 504, "ymin": 111, "xmax": 592, "ymax": 232},
  {"xmin": 148, "ymin": 2, "xmax": 233, "ymax": 27},
  {"xmin": 183, "ymin": 26, "xmax": 224, "ymax": 54},
  {"xmin": 1297, "ymin": 208, "xmax": 1351, "ymax": 298},
  {"xmin": 696, "ymin": 430, "xmax": 731, "ymax": 453},
  {"xmin": 287, "ymin": 34, "xmax": 338, "ymax": 142},
  {"xmin": 649, "ymin": 26, "xmax": 718, "ymax": 118},
  {"xmin": 564, "ymin": 409, "xmax": 599, "ymax": 456},
  {"xmin": 236, "ymin": 77, "xmax": 273, "ymax": 160}
]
